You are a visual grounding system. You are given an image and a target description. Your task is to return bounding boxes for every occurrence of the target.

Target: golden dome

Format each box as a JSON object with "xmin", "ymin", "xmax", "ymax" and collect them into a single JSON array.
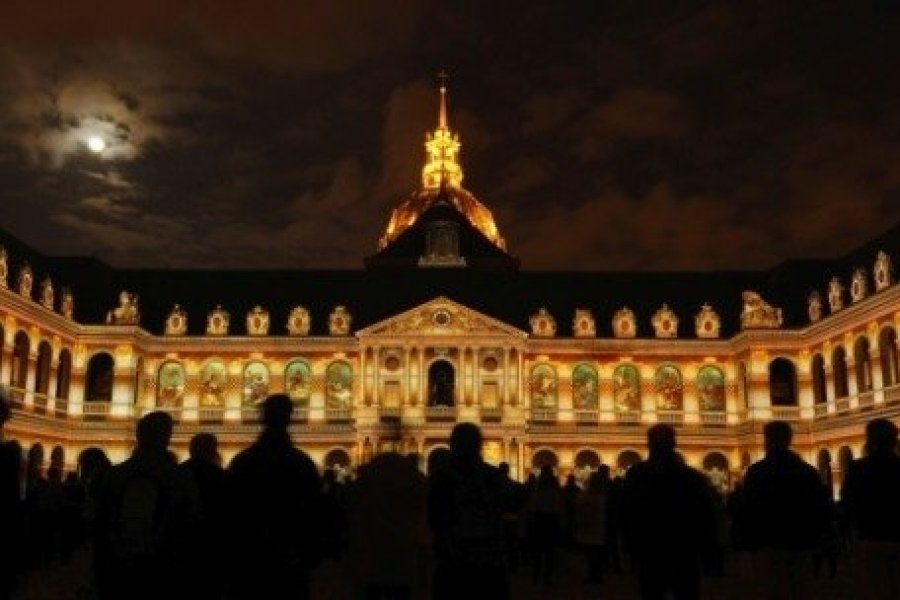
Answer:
[{"xmin": 378, "ymin": 75, "xmax": 507, "ymax": 251}]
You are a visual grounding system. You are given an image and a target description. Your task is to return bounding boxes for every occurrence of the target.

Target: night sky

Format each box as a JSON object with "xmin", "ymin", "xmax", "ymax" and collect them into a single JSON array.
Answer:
[{"xmin": 1, "ymin": 0, "xmax": 899, "ymax": 271}]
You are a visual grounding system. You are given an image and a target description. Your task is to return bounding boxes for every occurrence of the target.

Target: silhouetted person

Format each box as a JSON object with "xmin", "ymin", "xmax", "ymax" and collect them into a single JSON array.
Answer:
[
  {"xmin": 95, "ymin": 411, "xmax": 201, "ymax": 600},
  {"xmin": 347, "ymin": 452, "xmax": 427, "ymax": 599},
  {"xmin": 225, "ymin": 394, "xmax": 322, "ymax": 600},
  {"xmin": 60, "ymin": 470, "xmax": 86, "ymax": 564},
  {"xmin": 527, "ymin": 465, "xmax": 564, "ymax": 586},
  {"xmin": 742, "ymin": 420, "xmax": 830, "ymax": 600},
  {"xmin": 497, "ymin": 462, "xmax": 525, "ymax": 573},
  {"xmin": 0, "ymin": 387, "xmax": 24, "ymax": 600},
  {"xmin": 622, "ymin": 424, "xmax": 716, "ymax": 600},
  {"xmin": 562, "ymin": 473, "xmax": 579, "ymax": 546},
  {"xmin": 78, "ymin": 447, "xmax": 111, "ymax": 598},
  {"xmin": 180, "ymin": 432, "xmax": 226, "ymax": 600},
  {"xmin": 428, "ymin": 423, "xmax": 508, "ymax": 600},
  {"xmin": 321, "ymin": 468, "xmax": 349, "ymax": 560},
  {"xmin": 575, "ymin": 467, "xmax": 611, "ymax": 585},
  {"xmin": 841, "ymin": 418, "xmax": 900, "ymax": 599}
]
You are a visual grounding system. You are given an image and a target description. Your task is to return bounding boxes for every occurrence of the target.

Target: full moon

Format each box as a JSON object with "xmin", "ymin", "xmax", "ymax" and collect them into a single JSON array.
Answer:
[{"xmin": 87, "ymin": 135, "xmax": 106, "ymax": 154}]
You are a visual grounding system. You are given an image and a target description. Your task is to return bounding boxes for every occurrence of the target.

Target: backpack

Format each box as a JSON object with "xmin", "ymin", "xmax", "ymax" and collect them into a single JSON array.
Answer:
[{"xmin": 109, "ymin": 473, "xmax": 170, "ymax": 566}]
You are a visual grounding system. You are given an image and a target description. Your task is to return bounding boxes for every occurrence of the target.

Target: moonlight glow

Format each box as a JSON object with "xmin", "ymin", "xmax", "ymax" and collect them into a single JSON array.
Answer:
[{"xmin": 87, "ymin": 135, "xmax": 106, "ymax": 154}]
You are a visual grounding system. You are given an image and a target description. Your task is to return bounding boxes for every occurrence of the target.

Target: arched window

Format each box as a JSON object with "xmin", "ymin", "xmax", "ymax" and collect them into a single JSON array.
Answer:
[
  {"xmin": 531, "ymin": 449, "xmax": 559, "ymax": 473},
  {"xmin": 613, "ymin": 364, "xmax": 641, "ymax": 412},
  {"xmin": 85, "ymin": 352, "xmax": 114, "ymax": 402},
  {"xmin": 56, "ymin": 349, "xmax": 72, "ymax": 401},
  {"xmin": 832, "ymin": 346, "xmax": 849, "ymax": 399},
  {"xmin": 530, "ymin": 364, "xmax": 557, "ymax": 409},
  {"xmin": 572, "ymin": 363, "xmax": 599, "ymax": 409},
  {"xmin": 768, "ymin": 358, "xmax": 798, "ymax": 406},
  {"xmin": 35, "ymin": 341, "xmax": 51, "ymax": 395},
  {"xmin": 854, "ymin": 336, "xmax": 873, "ymax": 393},
  {"xmin": 326, "ymin": 360, "xmax": 353, "ymax": 409},
  {"xmin": 242, "ymin": 361, "xmax": 270, "ymax": 406},
  {"xmin": 616, "ymin": 450, "xmax": 642, "ymax": 473},
  {"xmin": 157, "ymin": 361, "xmax": 186, "ymax": 407},
  {"xmin": 324, "ymin": 448, "xmax": 352, "ymax": 473},
  {"xmin": 879, "ymin": 326, "xmax": 899, "ymax": 387},
  {"xmin": 654, "ymin": 364, "xmax": 683, "ymax": 410},
  {"xmin": 574, "ymin": 449, "xmax": 601, "ymax": 470},
  {"xmin": 811, "ymin": 354, "xmax": 827, "ymax": 404},
  {"xmin": 11, "ymin": 331, "xmax": 29, "ymax": 391},
  {"xmin": 284, "ymin": 359, "xmax": 312, "ymax": 407},
  {"xmin": 697, "ymin": 366, "xmax": 726, "ymax": 412}
]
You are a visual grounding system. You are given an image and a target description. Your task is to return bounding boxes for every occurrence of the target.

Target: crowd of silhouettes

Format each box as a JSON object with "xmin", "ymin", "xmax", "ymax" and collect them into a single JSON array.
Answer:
[{"xmin": 1, "ymin": 385, "xmax": 899, "ymax": 599}]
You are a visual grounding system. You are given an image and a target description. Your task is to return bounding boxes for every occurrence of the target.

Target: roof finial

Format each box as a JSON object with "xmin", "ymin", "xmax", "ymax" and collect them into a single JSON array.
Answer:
[{"xmin": 437, "ymin": 70, "xmax": 449, "ymax": 130}]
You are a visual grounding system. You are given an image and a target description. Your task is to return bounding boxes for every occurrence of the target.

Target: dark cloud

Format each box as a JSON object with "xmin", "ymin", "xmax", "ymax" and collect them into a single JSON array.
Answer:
[{"xmin": 0, "ymin": 0, "xmax": 899, "ymax": 270}]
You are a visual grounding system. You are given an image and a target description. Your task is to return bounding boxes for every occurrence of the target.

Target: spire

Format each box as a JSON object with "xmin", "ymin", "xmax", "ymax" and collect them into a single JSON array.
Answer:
[
  {"xmin": 438, "ymin": 69, "xmax": 449, "ymax": 130},
  {"xmin": 422, "ymin": 70, "xmax": 463, "ymax": 190}
]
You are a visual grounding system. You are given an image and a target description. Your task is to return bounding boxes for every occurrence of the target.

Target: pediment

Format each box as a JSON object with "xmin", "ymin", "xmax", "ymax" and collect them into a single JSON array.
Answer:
[{"xmin": 357, "ymin": 296, "xmax": 527, "ymax": 339}]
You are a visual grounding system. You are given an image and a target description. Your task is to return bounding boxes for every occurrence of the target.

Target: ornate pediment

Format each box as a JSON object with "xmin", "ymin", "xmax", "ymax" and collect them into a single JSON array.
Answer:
[
  {"xmin": 740, "ymin": 290, "xmax": 783, "ymax": 330},
  {"xmin": 573, "ymin": 309, "xmax": 595, "ymax": 338},
  {"xmin": 651, "ymin": 304, "xmax": 679, "ymax": 338},
  {"xmin": 850, "ymin": 268, "xmax": 868, "ymax": 303},
  {"xmin": 358, "ymin": 297, "xmax": 526, "ymax": 339},
  {"xmin": 246, "ymin": 305, "xmax": 270, "ymax": 336},
  {"xmin": 530, "ymin": 308, "xmax": 557, "ymax": 338},
  {"xmin": 612, "ymin": 307, "xmax": 637, "ymax": 338},
  {"xmin": 874, "ymin": 251, "xmax": 893, "ymax": 291},
  {"xmin": 165, "ymin": 304, "xmax": 188, "ymax": 336},
  {"xmin": 694, "ymin": 304, "xmax": 721, "ymax": 338}
]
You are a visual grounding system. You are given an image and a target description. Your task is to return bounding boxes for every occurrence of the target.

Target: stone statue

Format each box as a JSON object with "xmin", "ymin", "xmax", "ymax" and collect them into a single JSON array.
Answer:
[
  {"xmin": 0, "ymin": 246, "xmax": 7, "ymax": 288},
  {"xmin": 39, "ymin": 277, "xmax": 54, "ymax": 310},
  {"xmin": 808, "ymin": 291, "xmax": 823, "ymax": 323},
  {"xmin": 740, "ymin": 291, "xmax": 783, "ymax": 329},
  {"xmin": 60, "ymin": 288, "xmax": 74, "ymax": 319},
  {"xmin": 106, "ymin": 290, "xmax": 141, "ymax": 325},
  {"xmin": 828, "ymin": 277, "xmax": 844, "ymax": 312},
  {"xmin": 18, "ymin": 263, "xmax": 33, "ymax": 298}
]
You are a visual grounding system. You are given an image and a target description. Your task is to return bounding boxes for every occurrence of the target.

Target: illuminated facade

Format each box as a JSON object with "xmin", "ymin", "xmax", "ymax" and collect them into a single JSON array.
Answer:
[{"xmin": 2, "ymin": 85, "xmax": 899, "ymax": 493}]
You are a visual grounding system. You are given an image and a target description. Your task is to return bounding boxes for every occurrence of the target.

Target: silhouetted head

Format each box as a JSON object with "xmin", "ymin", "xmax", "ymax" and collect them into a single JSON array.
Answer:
[
  {"xmin": 647, "ymin": 424, "xmax": 677, "ymax": 456},
  {"xmin": 189, "ymin": 432, "xmax": 219, "ymax": 464},
  {"xmin": 498, "ymin": 462, "xmax": 510, "ymax": 476},
  {"xmin": 449, "ymin": 422, "xmax": 483, "ymax": 463},
  {"xmin": 764, "ymin": 420, "xmax": 793, "ymax": 454},
  {"xmin": 78, "ymin": 446, "xmax": 111, "ymax": 482},
  {"xmin": 586, "ymin": 470, "xmax": 608, "ymax": 493},
  {"xmin": 538, "ymin": 464, "xmax": 558, "ymax": 487},
  {"xmin": 865, "ymin": 418, "xmax": 899, "ymax": 455},
  {"xmin": 427, "ymin": 447, "xmax": 452, "ymax": 476},
  {"xmin": 262, "ymin": 394, "xmax": 293, "ymax": 430},
  {"xmin": 0, "ymin": 385, "xmax": 10, "ymax": 427},
  {"xmin": 135, "ymin": 411, "xmax": 174, "ymax": 453},
  {"xmin": 597, "ymin": 464, "xmax": 611, "ymax": 483}
]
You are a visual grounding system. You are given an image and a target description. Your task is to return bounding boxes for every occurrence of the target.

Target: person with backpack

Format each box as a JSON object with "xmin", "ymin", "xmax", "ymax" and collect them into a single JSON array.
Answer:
[
  {"xmin": 224, "ymin": 394, "xmax": 323, "ymax": 600},
  {"xmin": 95, "ymin": 411, "xmax": 201, "ymax": 600},
  {"xmin": 428, "ymin": 422, "xmax": 509, "ymax": 600}
]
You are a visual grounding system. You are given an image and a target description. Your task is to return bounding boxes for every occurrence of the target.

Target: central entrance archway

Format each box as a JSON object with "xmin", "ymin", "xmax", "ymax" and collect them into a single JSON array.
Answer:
[{"xmin": 428, "ymin": 360, "xmax": 455, "ymax": 407}]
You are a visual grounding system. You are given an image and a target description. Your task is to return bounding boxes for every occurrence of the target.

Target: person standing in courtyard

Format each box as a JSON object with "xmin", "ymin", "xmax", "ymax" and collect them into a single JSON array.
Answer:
[
  {"xmin": 742, "ymin": 420, "xmax": 831, "ymax": 600},
  {"xmin": 225, "ymin": 393, "xmax": 323, "ymax": 600},
  {"xmin": 841, "ymin": 418, "xmax": 900, "ymax": 600},
  {"xmin": 622, "ymin": 424, "xmax": 716, "ymax": 600}
]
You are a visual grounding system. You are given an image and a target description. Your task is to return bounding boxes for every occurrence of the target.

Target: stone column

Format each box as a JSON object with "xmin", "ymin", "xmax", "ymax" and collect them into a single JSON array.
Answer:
[{"xmin": 502, "ymin": 347, "xmax": 511, "ymax": 407}]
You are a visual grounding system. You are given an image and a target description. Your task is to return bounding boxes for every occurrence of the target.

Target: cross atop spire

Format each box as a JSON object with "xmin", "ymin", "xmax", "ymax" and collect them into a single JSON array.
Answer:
[{"xmin": 437, "ymin": 70, "xmax": 449, "ymax": 130}]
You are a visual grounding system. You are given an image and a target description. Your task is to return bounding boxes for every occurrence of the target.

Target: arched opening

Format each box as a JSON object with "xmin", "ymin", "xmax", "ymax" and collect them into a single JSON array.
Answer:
[
  {"xmin": 85, "ymin": 352, "xmax": 115, "ymax": 403},
  {"xmin": 837, "ymin": 446, "xmax": 854, "ymax": 488},
  {"xmin": 768, "ymin": 358, "xmax": 798, "ymax": 406},
  {"xmin": 35, "ymin": 340, "xmax": 52, "ymax": 397},
  {"xmin": 56, "ymin": 349, "xmax": 72, "ymax": 401},
  {"xmin": 616, "ymin": 450, "xmax": 642, "ymax": 474},
  {"xmin": 817, "ymin": 448, "xmax": 833, "ymax": 490},
  {"xmin": 879, "ymin": 326, "xmax": 899, "ymax": 388},
  {"xmin": 854, "ymin": 336, "xmax": 873, "ymax": 393},
  {"xmin": 574, "ymin": 449, "xmax": 601, "ymax": 469},
  {"xmin": 832, "ymin": 346, "xmax": 849, "ymax": 399},
  {"xmin": 324, "ymin": 448, "xmax": 352, "ymax": 480},
  {"xmin": 428, "ymin": 360, "xmax": 455, "ymax": 407},
  {"xmin": 702, "ymin": 452, "xmax": 730, "ymax": 494},
  {"xmin": 811, "ymin": 354, "xmax": 827, "ymax": 404},
  {"xmin": 697, "ymin": 366, "xmax": 726, "ymax": 412},
  {"xmin": 531, "ymin": 449, "xmax": 559, "ymax": 475},
  {"xmin": 157, "ymin": 361, "xmax": 186, "ymax": 408},
  {"xmin": 11, "ymin": 331, "xmax": 29, "ymax": 395}
]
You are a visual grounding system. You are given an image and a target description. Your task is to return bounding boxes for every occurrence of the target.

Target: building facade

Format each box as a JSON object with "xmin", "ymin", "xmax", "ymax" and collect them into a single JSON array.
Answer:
[{"xmin": 2, "ymin": 85, "xmax": 899, "ymax": 494}]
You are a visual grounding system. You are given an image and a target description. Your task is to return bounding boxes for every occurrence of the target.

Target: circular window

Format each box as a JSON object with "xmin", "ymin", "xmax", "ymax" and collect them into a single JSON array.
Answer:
[
  {"xmin": 433, "ymin": 309, "xmax": 451, "ymax": 327},
  {"xmin": 483, "ymin": 356, "xmax": 498, "ymax": 372},
  {"xmin": 385, "ymin": 356, "xmax": 401, "ymax": 372}
]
